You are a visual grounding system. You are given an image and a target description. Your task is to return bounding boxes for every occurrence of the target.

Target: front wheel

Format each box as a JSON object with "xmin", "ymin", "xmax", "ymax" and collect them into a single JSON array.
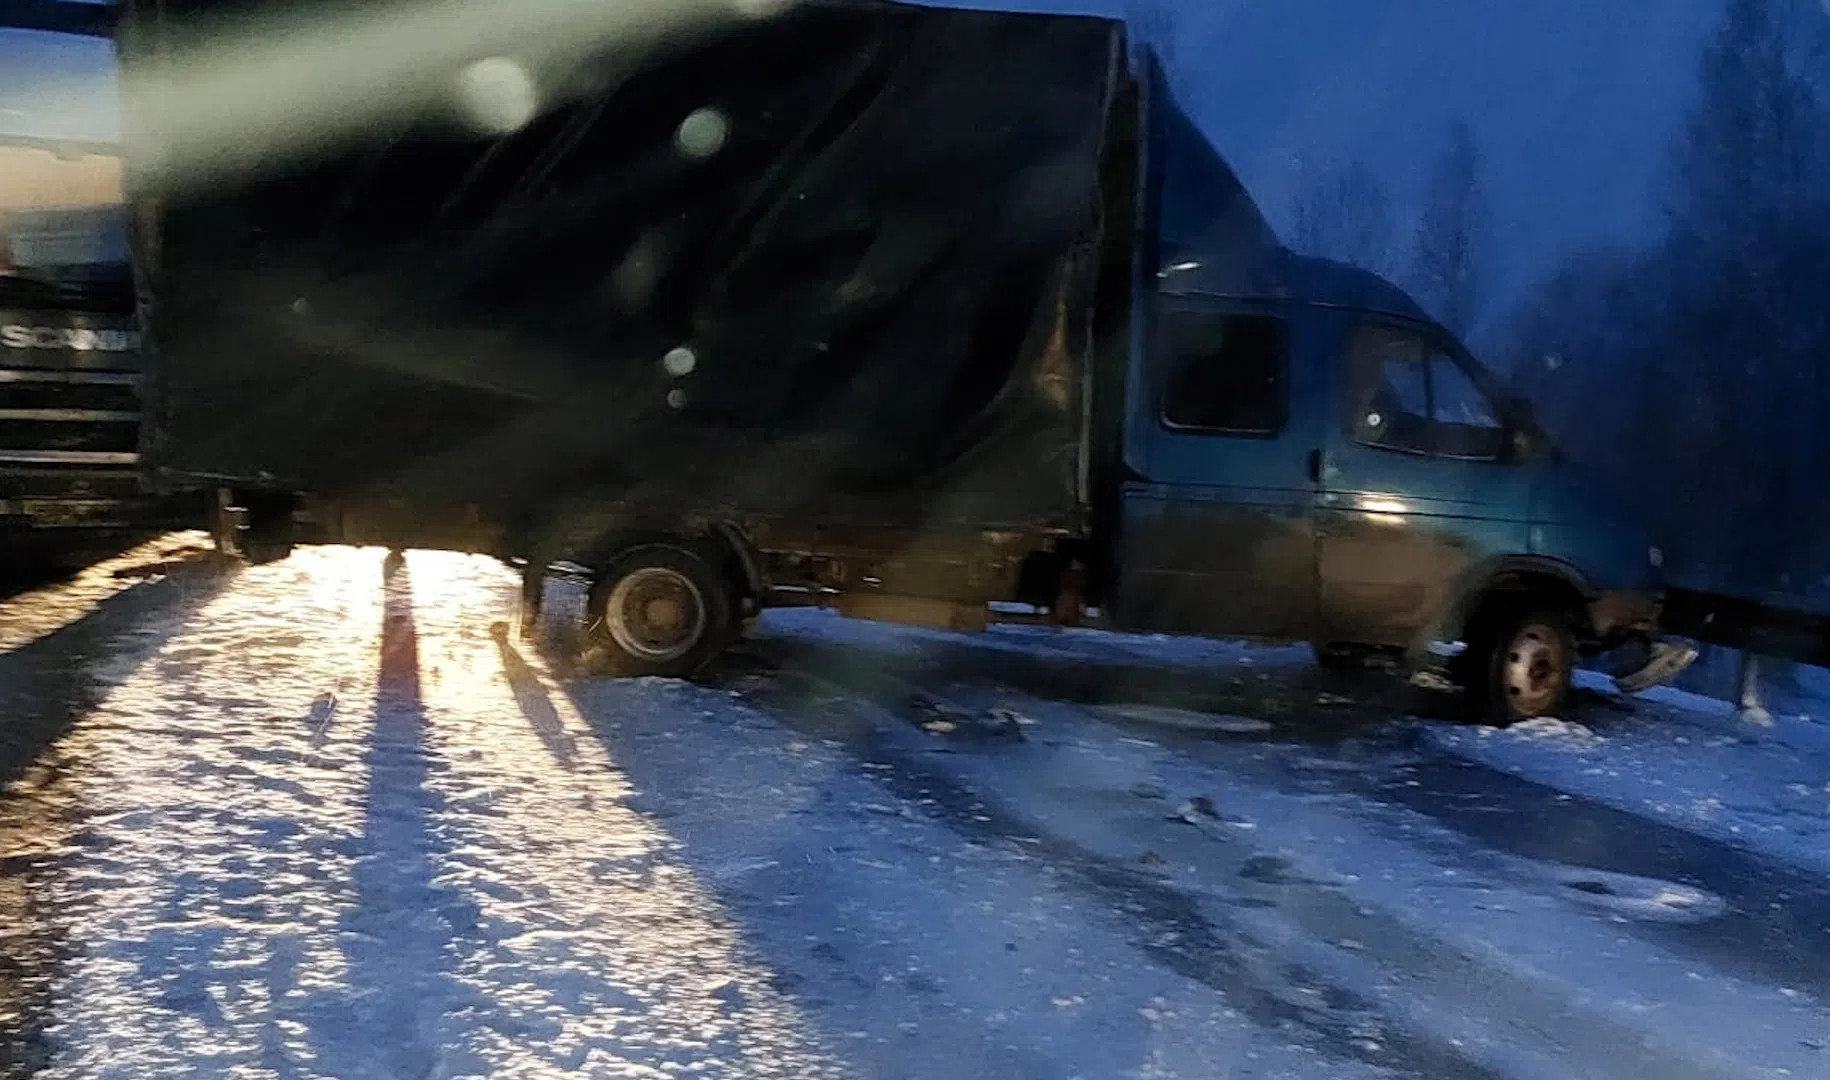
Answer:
[
  {"xmin": 586, "ymin": 543, "xmax": 733, "ymax": 677},
  {"xmin": 1464, "ymin": 607, "xmax": 1576, "ymax": 724}
]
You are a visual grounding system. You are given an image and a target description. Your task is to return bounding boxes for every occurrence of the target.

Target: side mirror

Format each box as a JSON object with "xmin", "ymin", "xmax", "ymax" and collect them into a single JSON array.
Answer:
[{"xmin": 1501, "ymin": 395, "xmax": 1542, "ymax": 461}]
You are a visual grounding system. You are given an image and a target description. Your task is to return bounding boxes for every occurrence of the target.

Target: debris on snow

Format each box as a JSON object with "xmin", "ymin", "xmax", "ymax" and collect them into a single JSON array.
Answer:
[
  {"xmin": 1238, "ymin": 855, "xmax": 1293, "ymax": 884},
  {"xmin": 1099, "ymin": 705, "xmax": 1274, "ymax": 736},
  {"xmin": 984, "ymin": 708, "xmax": 1029, "ymax": 741},
  {"xmin": 706, "ymin": 978, "xmax": 748, "ymax": 1011},
  {"xmin": 989, "ymin": 706, "xmax": 1035, "ymax": 727},
  {"xmin": 1537, "ymin": 865, "xmax": 1727, "ymax": 924},
  {"xmin": 907, "ymin": 691, "xmax": 1024, "ymax": 742},
  {"xmin": 1409, "ymin": 670, "xmax": 1457, "ymax": 693},
  {"xmin": 1498, "ymin": 717, "xmax": 1602, "ymax": 749},
  {"xmin": 304, "ymin": 691, "xmax": 338, "ymax": 742},
  {"xmin": 1173, "ymin": 796, "xmax": 1219, "ymax": 823},
  {"xmin": 1129, "ymin": 782, "xmax": 1168, "ymax": 800}
]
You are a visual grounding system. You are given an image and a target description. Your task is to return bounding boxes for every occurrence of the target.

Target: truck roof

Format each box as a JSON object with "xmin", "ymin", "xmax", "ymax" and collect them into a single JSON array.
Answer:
[{"xmin": 1160, "ymin": 248, "xmax": 1430, "ymax": 323}]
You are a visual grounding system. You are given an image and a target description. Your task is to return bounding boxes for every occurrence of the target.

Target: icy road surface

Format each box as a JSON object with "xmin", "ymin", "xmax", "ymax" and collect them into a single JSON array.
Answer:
[{"xmin": 1, "ymin": 538, "xmax": 1829, "ymax": 1080}]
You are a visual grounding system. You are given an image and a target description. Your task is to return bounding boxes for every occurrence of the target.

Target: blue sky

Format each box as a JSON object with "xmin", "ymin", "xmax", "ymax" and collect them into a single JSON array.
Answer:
[
  {"xmin": 0, "ymin": 24, "xmax": 118, "ymax": 144},
  {"xmin": 935, "ymin": 0, "xmax": 1738, "ymax": 334}
]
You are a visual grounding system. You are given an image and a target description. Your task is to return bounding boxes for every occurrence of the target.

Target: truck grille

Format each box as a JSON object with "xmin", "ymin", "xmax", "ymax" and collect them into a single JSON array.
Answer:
[
  {"xmin": 0, "ymin": 417, "xmax": 139, "ymax": 455},
  {"xmin": 0, "ymin": 310, "xmax": 143, "ymax": 475}
]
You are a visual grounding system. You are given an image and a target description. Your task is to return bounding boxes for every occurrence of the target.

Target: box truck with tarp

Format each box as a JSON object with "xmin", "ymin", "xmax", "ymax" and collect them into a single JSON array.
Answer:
[{"xmin": 117, "ymin": 0, "xmax": 1696, "ymax": 721}]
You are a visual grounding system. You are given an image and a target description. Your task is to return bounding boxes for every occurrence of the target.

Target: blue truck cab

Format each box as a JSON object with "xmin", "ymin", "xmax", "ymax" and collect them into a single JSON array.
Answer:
[
  {"xmin": 1098, "ymin": 50, "xmax": 1686, "ymax": 723},
  {"xmin": 1114, "ymin": 248, "xmax": 1673, "ymax": 721},
  {"xmin": 115, "ymin": 0, "xmax": 1689, "ymax": 722}
]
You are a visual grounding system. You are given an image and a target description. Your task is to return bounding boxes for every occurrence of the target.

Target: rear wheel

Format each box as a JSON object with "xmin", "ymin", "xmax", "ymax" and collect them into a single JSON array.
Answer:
[
  {"xmin": 211, "ymin": 491, "xmax": 294, "ymax": 565},
  {"xmin": 587, "ymin": 543, "xmax": 732, "ymax": 677},
  {"xmin": 1464, "ymin": 607, "xmax": 1576, "ymax": 724}
]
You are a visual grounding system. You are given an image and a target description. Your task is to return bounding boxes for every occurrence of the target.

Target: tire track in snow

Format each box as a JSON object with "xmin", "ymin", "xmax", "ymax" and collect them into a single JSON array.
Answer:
[
  {"xmin": 1368, "ymin": 740, "xmax": 1830, "ymax": 1006},
  {"xmin": 737, "ymin": 625, "xmax": 1808, "ymax": 1080},
  {"xmin": 6, "ymin": 547, "xmax": 846, "ymax": 1078},
  {"xmin": 25, "ymin": 547, "xmax": 385, "ymax": 1079},
  {"xmin": 371, "ymin": 551, "xmax": 845, "ymax": 1079},
  {"xmin": 761, "ymin": 608, "xmax": 1830, "ymax": 1017},
  {"xmin": 730, "ymin": 643, "xmax": 1510, "ymax": 1080},
  {"xmin": 0, "ymin": 536, "xmax": 235, "ymax": 1078}
]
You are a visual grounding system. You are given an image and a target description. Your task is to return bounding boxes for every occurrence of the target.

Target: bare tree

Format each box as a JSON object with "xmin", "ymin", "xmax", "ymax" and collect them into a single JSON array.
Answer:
[
  {"xmin": 1672, "ymin": 0, "xmax": 1826, "ymax": 250},
  {"xmin": 1289, "ymin": 158, "xmax": 1395, "ymax": 276},
  {"xmin": 1664, "ymin": 0, "xmax": 1830, "ymax": 587},
  {"xmin": 1489, "ymin": 0, "xmax": 1830, "ymax": 611},
  {"xmin": 1411, "ymin": 119, "xmax": 1485, "ymax": 337}
]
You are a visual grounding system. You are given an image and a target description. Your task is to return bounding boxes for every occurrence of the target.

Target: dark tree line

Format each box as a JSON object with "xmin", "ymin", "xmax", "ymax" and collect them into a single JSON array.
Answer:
[
  {"xmin": 1291, "ymin": 0, "xmax": 1830, "ymax": 600},
  {"xmin": 1291, "ymin": 120, "xmax": 1487, "ymax": 338},
  {"xmin": 1503, "ymin": 0, "xmax": 1830, "ymax": 600}
]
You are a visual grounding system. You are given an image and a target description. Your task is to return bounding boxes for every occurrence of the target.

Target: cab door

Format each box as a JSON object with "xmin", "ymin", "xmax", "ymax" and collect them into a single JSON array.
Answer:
[
  {"xmin": 1115, "ymin": 295, "xmax": 1320, "ymax": 639},
  {"xmin": 1315, "ymin": 314, "xmax": 1534, "ymax": 644}
]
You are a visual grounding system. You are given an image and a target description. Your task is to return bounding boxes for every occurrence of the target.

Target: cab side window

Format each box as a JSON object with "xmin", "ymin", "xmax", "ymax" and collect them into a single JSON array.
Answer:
[
  {"xmin": 1344, "ymin": 323, "xmax": 1505, "ymax": 461},
  {"xmin": 1159, "ymin": 308, "xmax": 1289, "ymax": 437}
]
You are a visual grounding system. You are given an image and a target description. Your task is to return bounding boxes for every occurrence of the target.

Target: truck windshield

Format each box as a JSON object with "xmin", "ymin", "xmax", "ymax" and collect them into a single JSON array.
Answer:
[{"xmin": 0, "ymin": 19, "xmax": 126, "ymax": 302}]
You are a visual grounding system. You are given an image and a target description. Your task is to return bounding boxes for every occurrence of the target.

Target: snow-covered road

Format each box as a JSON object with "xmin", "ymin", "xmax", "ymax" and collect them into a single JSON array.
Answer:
[{"xmin": 2, "ymin": 538, "xmax": 1828, "ymax": 1079}]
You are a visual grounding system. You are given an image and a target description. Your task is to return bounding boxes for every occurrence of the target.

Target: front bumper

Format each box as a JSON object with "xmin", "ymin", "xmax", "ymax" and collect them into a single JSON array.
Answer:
[
  {"xmin": 1613, "ymin": 639, "xmax": 1699, "ymax": 694},
  {"xmin": 1587, "ymin": 589, "xmax": 1698, "ymax": 694}
]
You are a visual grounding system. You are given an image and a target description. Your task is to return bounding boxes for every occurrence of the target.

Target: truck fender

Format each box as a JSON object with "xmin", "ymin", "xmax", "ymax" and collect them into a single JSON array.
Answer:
[
  {"xmin": 1414, "ymin": 554, "xmax": 1595, "ymax": 660},
  {"xmin": 575, "ymin": 521, "xmax": 763, "ymax": 605},
  {"xmin": 709, "ymin": 521, "xmax": 766, "ymax": 605}
]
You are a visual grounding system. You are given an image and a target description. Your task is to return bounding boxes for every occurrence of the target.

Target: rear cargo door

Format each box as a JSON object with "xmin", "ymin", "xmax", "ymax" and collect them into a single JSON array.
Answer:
[{"xmin": 1115, "ymin": 294, "xmax": 1319, "ymax": 639}]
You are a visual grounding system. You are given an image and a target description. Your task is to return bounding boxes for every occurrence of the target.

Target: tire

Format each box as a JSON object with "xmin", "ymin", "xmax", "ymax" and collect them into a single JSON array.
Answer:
[
  {"xmin": 586, "ymin": 543, "xmax": 733, "ymax": 678},
  {"xmin": 212, "ymin": 492, "xmax": 294, "ymax": 565},
  {"xmin": 1463, "ymin": 606, "xmax": 1576, "ymax": 724}
]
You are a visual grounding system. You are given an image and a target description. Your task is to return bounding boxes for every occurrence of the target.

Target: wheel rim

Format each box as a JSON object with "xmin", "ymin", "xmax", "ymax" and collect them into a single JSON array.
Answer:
[
  {"xmin": 603, "ymin": 567, "xmax": 707, "ymax": 662},
  {"xmin": 1501, "ymin": 622, "xmax": 1569, "ymax": 717}
]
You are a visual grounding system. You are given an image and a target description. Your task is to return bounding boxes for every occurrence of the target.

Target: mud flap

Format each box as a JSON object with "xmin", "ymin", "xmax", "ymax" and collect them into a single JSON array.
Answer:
[{"xmin": 1613, "ymin": 639, "xmax": 1699, "ymax": 695}]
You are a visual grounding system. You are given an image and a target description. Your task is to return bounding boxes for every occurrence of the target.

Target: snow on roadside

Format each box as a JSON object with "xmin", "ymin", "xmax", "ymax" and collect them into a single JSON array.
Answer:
[
  {"xmin": 772, "ymin": 605, "xmax": 1830, "ymax": 888},
  {"xmin": 1423, "ymin": 684, "xmax": 1830, "ymax": 878},
  {"xmin": 9, "ymin": 549, "xmax": 1398, "ymax": 1080},
  {"xmin": 881, "ymin": 684, "xmax": 1830, "ymax": 1080},
  {"xmin": 0, "ymin": 532, "xmax": 216, "ymax": 655},
  {"xmin": 26, "ymin": 548, "xmax": 848, "ymax": 1080}
]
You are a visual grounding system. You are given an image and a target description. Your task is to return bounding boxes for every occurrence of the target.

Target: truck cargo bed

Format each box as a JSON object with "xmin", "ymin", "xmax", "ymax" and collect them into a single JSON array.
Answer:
[{"xmin": 129, "ymin": 0, "xmax": 1124, "ymax": 551}]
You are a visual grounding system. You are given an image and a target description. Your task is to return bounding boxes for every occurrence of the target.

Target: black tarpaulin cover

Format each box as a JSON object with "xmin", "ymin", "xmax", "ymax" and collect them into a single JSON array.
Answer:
[{"xmin": 127, "ymin": 0, "xmax": 1127, "ymax": 541}]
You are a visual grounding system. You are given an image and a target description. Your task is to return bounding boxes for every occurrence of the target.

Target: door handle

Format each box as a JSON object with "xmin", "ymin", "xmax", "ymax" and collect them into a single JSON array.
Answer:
[{"xmin": 1306, "ymin": 449, "xmax": 1323, "ymax": 484}]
